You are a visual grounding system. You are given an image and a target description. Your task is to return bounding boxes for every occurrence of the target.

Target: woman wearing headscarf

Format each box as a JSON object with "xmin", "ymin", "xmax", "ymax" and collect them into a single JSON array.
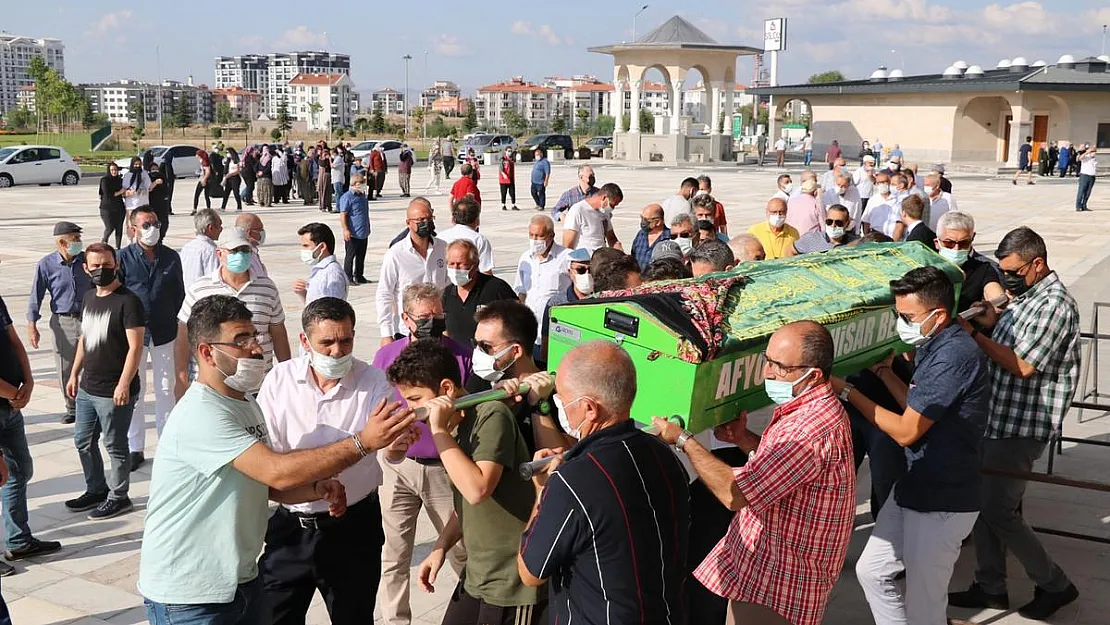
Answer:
[
  {"xmin": 330, "ymin": 145, "xmax": 347, "ymax": 205},
  {"xmin": 257, "ymin": 146, "xmax": 274, "ymax": 207},
  {"xmin": 240, "ymin": 146, "xmax": 258, "ymax": 206},
  {"xmin": 220, "ymin": 147, "xmax": 243, "ymax": 211},
  {"xmin": 98, "ymin": 162, "xmax": 127, "ymax": 248},
  {"xmin": 271, "ymin": 146, "xmax": 291, "ymax": 204},
  {"xmin": 193, "ymin": 150, "xmax": 212, "ymax": 214},
  {"xmin": 317, "ymin": 147, "xmax": 333, "ymax": 212},
  {"xmin": 147, "ymin": 160, "xmax": 170, "ymax": 241},
  {"xmin": 424, "ymin": 143, "xmax": 443, "ymax": 193},
  {"xmin": 121, "ymin": 156, "xmax": 151, "ymax": 217}
]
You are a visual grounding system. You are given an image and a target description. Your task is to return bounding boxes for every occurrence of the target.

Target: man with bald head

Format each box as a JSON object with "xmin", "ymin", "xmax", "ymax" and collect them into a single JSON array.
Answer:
[
  {"xmin": 551, "ymin": 165, "xmax": 597, "ymax": 222},
  {"xmin": 630, "ymin": 203, "xmax": 670, "ymax": 271},
  {"xmin": 747, "ymin": 198, "xmax": 799, "ymax": 260},
  {"xmin": 655, "ymin": 321, "xmax": 855, "ymax": 625},
  {"xmin": 231, "ymin": 212, "xmax": 268, "ymax": 278},
  {"xmin": 514, "ymin": 214, "xmax": 571, "ymax": 353},
  {"xmin": 517, "ymin": 341, "xmax": 690, "ymax": 625},
  {"xmin": 376, "ymin": 197, "xmax": 447, "ymax": 346},
  {"xmin": 729, "ymin": 234, "xmax": 766, "ymax": 262}
]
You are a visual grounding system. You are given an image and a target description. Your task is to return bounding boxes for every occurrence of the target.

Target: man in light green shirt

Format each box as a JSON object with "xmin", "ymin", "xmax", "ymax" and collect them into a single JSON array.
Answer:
[{"xmin": 139, "ymin": 295, "xmax": 418, "ymax": 625}]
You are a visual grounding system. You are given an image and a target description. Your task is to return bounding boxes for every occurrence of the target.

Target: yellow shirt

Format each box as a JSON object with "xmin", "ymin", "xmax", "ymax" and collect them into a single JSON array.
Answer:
[{"xmin": 747, "ymin": 221, "xmax": 800, "ymax": 259}]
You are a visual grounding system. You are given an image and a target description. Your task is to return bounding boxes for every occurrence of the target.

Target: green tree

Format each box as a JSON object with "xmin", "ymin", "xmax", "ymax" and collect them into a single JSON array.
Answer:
[
  {"xmin": 276, "ymin": 98, "xmax": 293, "ymax": 139},
  {"xmin": 551, "ymin": 108, "xmax": 566, "ymax": 133},
  {"xmin": 127, "ymin": 100, "xmax": 145, "ymax": 127},
  {"xmin": 130, "ymin": 125, "xmax": 145, "ymax": 152},
  {"xmin": 591, "ymin": 114, "xmax": 615, "ymax": 136},
  {"xmin": 211, "ymin": 126, "xmax": 223, "ymax": 139},
  {"xmin": 175, "ymin": 96, "xmax": 191, "ymax": 135},
  {"xmin": 461, "ymin": 100, "xmax": 477, "ymax": 132},
  {"xmin": 4, "ymin": 107, "xmax": 35, "ymax": 131},
  {"xmin": 270, "ymin": 127, "xmax": 283, "ymax": 141},
  {"xmin": 736, "ymin": 104, "xmax": 769, "ymax": 130},
  {"xmin": 639, "ymin": 108, "xmax": 654, "ymax": 133},
  {"xmin": 333, "ymin": 127, "xmax": 346, "ymax": 140},
  {"xmin": 427, "ymin": 115, "xmax": 450, "ymax": 138},
  {"xmin": 575, "ymin": 107, "xmax": 590, "ymax": 133},
  {"xmin": 412, "ymin": 107, "xmax": 425, "ymax": 137},
  {"xmin": 807, "ymin": 70, "xmax": 846, "ymax": 84},
  {"xmin": 216, "ymin": 102, "xmax": 233, "ymax": 125},
  {"xmin": 258, "ymin": 126, "xmax": 267, "ymax": 138},
  {"xmin": 308, "ymin": 101, "xmax": 324, "ymax": 132},
  {"xmin": 370, "ymin": 109, "xmax": 386, "ymax": 134},
  {"xmin": 503, "ymin": 109, "xmax": 528, "ymax": 137}
]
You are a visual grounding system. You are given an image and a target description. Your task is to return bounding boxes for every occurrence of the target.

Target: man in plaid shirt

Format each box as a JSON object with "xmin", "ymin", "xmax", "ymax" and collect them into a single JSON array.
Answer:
[
  {"xmin": 951, "ymin": 227, "xmax": 1081, "ymax": 620},
  {"xmin": 654, "ymin": 321, "xmax": 855, "ymax": 625}
]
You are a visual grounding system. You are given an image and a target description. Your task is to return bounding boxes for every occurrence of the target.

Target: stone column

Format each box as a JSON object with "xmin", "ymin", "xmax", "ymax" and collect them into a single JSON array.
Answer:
[
  {"xmin": 709, "ymin": 81, "xmax": 724, "ymax": 135},
  {"xmin": 611, "ymin": 81, "xmax": 623, "ymax": 134},
  {"xmin": 724, "ymin": 83, "xmax": 735, "ymax": 139},
  {"xmin": 670, "ymin": 79, "xmax": 684, "ymax": 135},
  {"xmin": 1006, "ymin": 97, "xmax": 1030, "ymax": 167},
  {"xmin": 629, "ymin": 80, "xmax": 642, "ymax": 134}
]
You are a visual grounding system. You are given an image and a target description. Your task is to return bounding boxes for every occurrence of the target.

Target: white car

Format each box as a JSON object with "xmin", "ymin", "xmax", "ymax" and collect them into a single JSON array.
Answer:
[
  {"xmin": 458, "ymin": 134, "xmax": 516, "ymax": 161},
  {"xmin": 0, "ymin": 145, "xmax": 81, "ymax": 188},
  {"xmin": 114, "ymin": 144, "xmax": 203, "ymax": 178},
  {"xmin": 349, "ymin": 140, "xmax": 408, "ymax": 167}
]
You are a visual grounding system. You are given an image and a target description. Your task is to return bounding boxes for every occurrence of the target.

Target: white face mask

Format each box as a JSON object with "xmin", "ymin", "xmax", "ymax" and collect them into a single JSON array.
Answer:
[
  {"xmin": 781, "ymin": 182, "xmax": 794, "ymax": 194},
  {"xmin": 768, "ymin": 214, "xmax": 787, "ymax": 228},
  {"xmin": 896, "ymin": 309, "xmax": 941, "ymax": 347},
  {"xmin": 837, "ymin": 186, "xmax": 848, "ymax": 196},
  {"xmin": 826, "ymin": 225, "xmax": 846, "ymax": 240},
  {"xmin": 876, "ymin": 183, "xmax": 891, "ymax": 195},
  {"xmin": 573, "ymin": 271, "xmax": 594, "ymax": 295},
  {"xmin": 300, "ymin": 244, "xmax": 322, "ymax": 266},
  {"xmin": 472, "ymin": 344, "xmax": 516, "ymax": 382},
  {"xmin": 213, "ymin": 349, "xmax": 267, "ymax": 393},
  {"xmin": 448, "ymin": 267, "xmax": 473, "ymax": 287},
  {"xmin": 309, "ymin": 347, "xmax": 353, "ymax": 380},
  {"xmin": 139, "ymin": 225, "xmax": 160, "ymax": 246},
  {"xmin": 530, "ymin": 238, "xmax": 550, "ymax": 256},
  {"xmin": 674, "ymin": 236, "xmax": 694, "ymax": 256},
  {"xmin": 553, "ymin": 394, "xmax": 585, "ymax": 439},
  {"xmin": 923, "ymin": 186, "xmax": 936, "ymax": 196}
]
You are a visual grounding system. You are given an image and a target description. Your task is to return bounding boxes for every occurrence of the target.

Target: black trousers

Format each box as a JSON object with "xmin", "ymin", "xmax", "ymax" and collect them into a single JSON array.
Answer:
[
  {"xmin": 193, "ymin": 180, "xmax": 211, "ymax": 210},
  {"xmin": 344, "ymin": 237, "xmax": 368, "ymax": 280},
  {"xmin": 499, "ymin": 183, "xmax": 516, "ymax": 206},
  {"xmin": 441, "ymin": 579, "xmax": 547, "ymax": 625},
  {"xmin": 152, "ymin": 203, "xmax": 170, "ymax": 243},
  {"xmin": 260, "ymin": 493, "xmax": 384, "ymax": 625},
  {"xmin": 685, "ymin": 447, "xmax": 747, "ymax": 625},
  {"xmin": 443, "ymin": 156, "xmax": 456, "ymax": 178},
  {"xmin": 100, "ymin": 208, "xmax": 124, "ymax": 249},
  {"xmin": 221, "ymin": 175, "xmax": 243, "ymax": 211}
]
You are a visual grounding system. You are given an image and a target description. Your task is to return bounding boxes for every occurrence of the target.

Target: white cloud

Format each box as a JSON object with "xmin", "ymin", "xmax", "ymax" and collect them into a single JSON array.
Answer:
[
  {"xmin": 981, "ymin": 2, "xmax": 1063, "ymax": 36},
  {"xmin": 508, "ymin": 21, "xmax": 569, "ymax": 46},
  {"xmin": 432, "ymin": 34, "xmax": 468, "ymax": 57},
  {"xmin": 86, "ymin": 11, "xmax": 132, "ymax": 39},
  {"xmin": 276, "ymin": 26, "xmax": 328, "ymax": 49}
]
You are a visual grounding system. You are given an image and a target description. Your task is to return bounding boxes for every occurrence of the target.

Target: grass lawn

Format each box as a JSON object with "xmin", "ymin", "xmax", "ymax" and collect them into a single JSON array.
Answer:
[{"xmin": 0, "ymin": 133, "xmax": 131, "ymax": 162}]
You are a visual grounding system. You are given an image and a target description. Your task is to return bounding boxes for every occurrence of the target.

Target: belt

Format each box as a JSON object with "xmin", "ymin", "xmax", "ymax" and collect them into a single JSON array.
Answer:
[
  {"xmin": 410, "ymin": 456, "xmax": 442, "ymax": 466},
  {"xmin": 287, "ymin": 490, "xmax": 377, "ymax": 530},
  {"xmin": 55, "ymin": 312, "xmax": 81, "ymax": 318}
]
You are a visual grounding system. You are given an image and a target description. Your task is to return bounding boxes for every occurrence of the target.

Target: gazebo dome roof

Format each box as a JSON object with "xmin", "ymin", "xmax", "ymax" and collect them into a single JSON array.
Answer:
[{"xmin": 636, "ymin": 15, "xmax": 718, "ymax": 45}]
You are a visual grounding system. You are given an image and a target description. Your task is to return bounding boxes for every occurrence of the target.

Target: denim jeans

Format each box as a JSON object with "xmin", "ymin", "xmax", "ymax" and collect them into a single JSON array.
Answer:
[
  {"xmin": 145, "ymin": 577, "xmax": 270, "ymax": 625},
  {"xmin": 804, "ymin": 149, "xmax": 813, "ymax": 167},
  {"xmin": 530, "ymin": 183, "xmax": 546, "ymax": 210},
  {"xmin": 0, "ymin": 404, "xmax": 34, "ymax": 550},
  {"xmin": 333, "ymin": 183, "xmax": 344, "ymax": 206},
  {"xmin": 74, "ymin": 388, "xmax": 136, "ymax": 500},
  {"xmin": 1076, "ymin": 174, "xmax": 1096, "ymax": 210}
]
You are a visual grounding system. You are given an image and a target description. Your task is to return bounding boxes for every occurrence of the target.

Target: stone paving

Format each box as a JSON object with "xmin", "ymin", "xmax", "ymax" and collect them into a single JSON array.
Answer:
[{"xmin": 0, "ymin": 161, "xmax": 1107, "ymax": 625}]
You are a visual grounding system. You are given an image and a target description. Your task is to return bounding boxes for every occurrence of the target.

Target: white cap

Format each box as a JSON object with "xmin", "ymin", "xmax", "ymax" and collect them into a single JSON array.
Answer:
[{"xmin": 217, "ymin": 229, "xmax": 252, "ymax": 250}]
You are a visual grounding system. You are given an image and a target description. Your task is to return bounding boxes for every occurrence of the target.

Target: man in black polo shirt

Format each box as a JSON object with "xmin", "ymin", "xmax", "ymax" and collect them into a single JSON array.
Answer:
[
  {"xmin": 933, "ymin": 211, "xmax": 1003, "ymax": 314},
  {"xmin": 830, "ymin": 266, "xmax": 988, "ymax": 625},
  {"xmin": 442, "ymin": 239, "xmax": 516, "ymax": 346},
  {"xmin": 518, "ymin": 341, "xmax": 690, "ymax": 625}
]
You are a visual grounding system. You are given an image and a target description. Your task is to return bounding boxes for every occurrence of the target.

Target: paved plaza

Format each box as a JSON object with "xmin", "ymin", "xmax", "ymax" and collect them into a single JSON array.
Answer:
[{"xmin": 0, "ymin": 162, "xmax": 1108, "ymax": 625}]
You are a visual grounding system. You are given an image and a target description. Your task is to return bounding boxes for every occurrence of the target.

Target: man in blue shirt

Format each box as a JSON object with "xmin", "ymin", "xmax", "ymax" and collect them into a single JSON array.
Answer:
[
  {"xmin": 550, "ymin": 165, "xmax": 598, "ymax": 222},
  {"xmin": 630, "ymin": 204, "xmax": 670, "ymax": 271},
  {"xmin": 529, "ymin": 149, "xmax": 551, "ymax": 213},
  {"xmin": 831, "ymin": 266, "xmax": 988, "ymax": 625},
  {"xmin": 339, "ymin": 173, "xmax": 372, "ymax": 285},
  {"xmin": 27, "ymin": 221, "xmax": 91, "ymax": 424},
  {"xmin": 116, "ymin": 206, "xmax": 186, "ymax": 470}
]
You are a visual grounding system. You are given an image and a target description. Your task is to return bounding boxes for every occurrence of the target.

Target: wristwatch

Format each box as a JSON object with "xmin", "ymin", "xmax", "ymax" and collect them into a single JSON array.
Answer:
[
  {"xmin": 838, "ymin": 383, "xmax": 855, "ymax": 402},
  {"xmin": 675, "ymin": 430, "xmax": 693, "ymax": 452}
]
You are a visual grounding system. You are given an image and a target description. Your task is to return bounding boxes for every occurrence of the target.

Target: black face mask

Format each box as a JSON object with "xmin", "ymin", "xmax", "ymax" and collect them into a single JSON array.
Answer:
[
  {"xmin": 697, "ymin": 219, "xmax": 715, "ymax": 232},
  {"xmin": 640, "ymin": 218, "xmax": 651, "ymax": 231},
  {"xmin": 1001, "ymin": 271, "xmax": 1031, "ymax": 296},
  {"xmin": 416, "ymin": 219, "xmax": 436, "ymax": 239},
  {"xmin": 413, "ymin": 317, "xmax": 446, "ymax": 339},
  {"xmin": 587, "ymin": 175, "xmax": 596, "ymax": 187},
  {"xmin": 130, "ymin": 164, "xmax": 142, "ymax": 173},
  {"xmin": 89, "ymin": 267, "xmax": 116, "ymax": 287}
]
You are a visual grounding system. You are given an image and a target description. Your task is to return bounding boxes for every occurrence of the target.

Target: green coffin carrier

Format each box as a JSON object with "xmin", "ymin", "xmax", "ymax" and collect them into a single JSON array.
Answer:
[{"xmin": 546, "ymin": 242, "xmax": 964, "ymax": 433}]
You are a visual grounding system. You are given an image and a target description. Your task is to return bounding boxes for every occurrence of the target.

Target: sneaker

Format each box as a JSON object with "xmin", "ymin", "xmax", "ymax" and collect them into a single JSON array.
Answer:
[
  {"xmin": 129, "ymin": 451, "xmax": 145, "ymax": 472},
  {"xmin": 5, "ymin": 538, "xmax": 62, "ymax": 561},
  {"xmin": 1018, "ymin": 584, "xmax": 1079, "ymax": 620},
  {"xmin": 1027, "ymin": 181, "xmax": 1035, "ymax": 185},
  {"xmin": 0, "ymin": 561, "xmax": 13, "ymax": 577},
  {"xmin": 502, "ymin": 205, "xmax": 507, "ymax": 211},
  {"xmin": 60, "ymin": 413, "xmax": 75, "ymax": 425},
  {"xmin": 356, "ymin": 276, "xmax": 371, "ymax": 285},
  {"xmin": 88, "ymin": 497, "xmax": 133, "ymax": 521},
  {"xmin": 1012, "ymin": 179, "xmax": 1017, "ymax": 185},
  {"xmin": 948, "ymin": 583, "xmax": 1010, "ymax": 610},
  {"xmin": 65, "ymin": 491, "xmax": 108, "ymax": 512},
  {"xmin": 511, "ymin": 205, "xmax": 520, "ymax": 211}
]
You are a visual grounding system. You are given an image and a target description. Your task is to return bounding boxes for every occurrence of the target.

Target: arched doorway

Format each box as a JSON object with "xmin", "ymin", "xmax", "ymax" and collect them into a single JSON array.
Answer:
[
  {"xmin": 953, "ymin": 96, "xmax": 1011, "ymax": 162},
  {"xmin": 683, "ymin": 65, "xmax": 711, "ymax": 134},
  {"xmin": 639, "ymin": 64, "xmax": 673, "ymax": 134}
]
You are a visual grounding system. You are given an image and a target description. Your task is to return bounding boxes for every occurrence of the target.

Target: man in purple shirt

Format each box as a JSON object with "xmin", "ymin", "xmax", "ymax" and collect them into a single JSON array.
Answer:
[{"xmin": 371, "ymin": 283, "xmax": 470, "ymax": 625}]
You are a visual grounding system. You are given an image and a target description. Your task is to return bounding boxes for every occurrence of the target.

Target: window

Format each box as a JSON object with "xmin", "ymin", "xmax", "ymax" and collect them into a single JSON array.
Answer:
[{"xmin": 1098, "ymin": 123, "xmax": 1110, "ymax": 150}]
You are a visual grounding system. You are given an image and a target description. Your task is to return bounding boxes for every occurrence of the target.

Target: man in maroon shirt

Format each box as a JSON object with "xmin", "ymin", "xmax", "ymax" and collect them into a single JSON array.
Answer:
[
  {"xmin": 369, "ymin": 147, "xmax": 387, "ymax": 201},
  {"xmin": 450, "ymin": 163, "xmax": 482, "ymax": 208}
]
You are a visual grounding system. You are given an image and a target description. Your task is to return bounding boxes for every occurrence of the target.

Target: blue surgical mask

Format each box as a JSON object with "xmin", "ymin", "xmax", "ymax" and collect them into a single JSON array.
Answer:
[
  {"xmin": 764, "ymin": 368, "xmax": 815, "ymax": 405},
  {"xmin": 938, "ymin": 246, "xmax": 969, "ymax": 265},
  {"xmin": 66, "ymin": 241, "xmax": 84, "ymax": 257},
  {"xmin": 226, "ymin": 251, "xmax": 251, "ymax": 274}
]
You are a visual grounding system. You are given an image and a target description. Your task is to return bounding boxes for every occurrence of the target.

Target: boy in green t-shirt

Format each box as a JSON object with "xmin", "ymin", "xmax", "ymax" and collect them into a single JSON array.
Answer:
[{"xmin": 387, "ymin": 339, "xmax": 546, "ymax": 625}]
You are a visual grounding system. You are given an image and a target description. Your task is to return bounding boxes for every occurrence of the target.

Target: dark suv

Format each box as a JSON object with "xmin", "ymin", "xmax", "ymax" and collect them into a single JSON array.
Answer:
[{"xmin": 519, "ymin": 134, "xmax": 574, "ymax": 161}]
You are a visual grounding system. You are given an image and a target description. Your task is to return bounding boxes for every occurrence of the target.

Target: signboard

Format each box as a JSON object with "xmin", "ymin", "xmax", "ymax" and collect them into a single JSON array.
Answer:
[
  {"xmin": 764, "ymin": 18, "xmax": 786, "ymax": 52},
  {"xmin": 732, "ymin": 115, "xmax": 743, "ymax": 138}
]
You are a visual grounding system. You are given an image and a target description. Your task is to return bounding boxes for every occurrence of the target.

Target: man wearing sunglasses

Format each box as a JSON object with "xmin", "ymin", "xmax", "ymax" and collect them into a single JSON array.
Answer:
[
  {"xmin": 115, "ymin": 206, "xmax": 185, "ymax": 471},
  {"xmin": 538, "ymin": 248, "xmax": 593, "ymax": 363},
  {"xmin": 830, "ymin": 267, "xmax": 988, "ymax": 625},
  {"xmin": 788, "ymin": 204, "xmax": 857, "ymax": 256},
  {"xmin": 950, "ymin": 227, "xmax": 1080, "ymax": 619},
  {"xmin": 934, "ymin": 212, "xmax": 1003, "ymax": 315}
]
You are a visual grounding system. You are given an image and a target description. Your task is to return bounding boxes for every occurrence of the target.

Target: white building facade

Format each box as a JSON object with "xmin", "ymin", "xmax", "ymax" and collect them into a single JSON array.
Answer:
[
  {"xmin": 82, "ymin": 80, "xmax": 214, "ymax": 124},
  {"xmin": 289, "ymin": 73, "xmax": 354, "ymax": 131},
  {"xmin": 371, "ymin": 88, "xmax": 404, "ymax": 114},
  {"xmin": 420, "ymin": 80, "xmax": 461, "ymax": 110},
  {"xmin": 0, "ymin": 35, "xmax": 65, "ymax": 114},
  {"xmin": 215, "ymin": 51, "xmax": 350, "ymax": 118}
]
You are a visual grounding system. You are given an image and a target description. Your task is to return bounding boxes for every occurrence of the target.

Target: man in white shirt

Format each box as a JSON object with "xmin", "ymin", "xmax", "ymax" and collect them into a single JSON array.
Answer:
[
  {"xmin": 862, "ymin": 172, "xmax": 901, "ymax": 237},
  {"xmin": 1076, "ymin": 144, "xmax": 1097, "ymax": 212},
  {"xmin": 820, "ymin": 157, "xmax": 851, "ymax": 190},
  {"xmin": 563, "ymin": 183, "xmax": 624, "ymax": 253},
  {"xmin": 376, "ymin": 198, "xmax": 448, "ymax": 345},
  {"xmin": 179, "ymin": 209, "xmax": 222, "ymax": 287},
  {"xmin": 661, "ymin": 177, "xmax": 698, "ymax": 226},
  {"xmin": 774, "ymin": 136, "xmax": 788, "ymax": 167},
  {"xmin": 257, "ymin": 297, "xmax": 411, "ymax": 625},
  {"xmin": 771, "ymin": 174, "xmax": 794, "ymax": 203},
  {"xmin": 854, "ymin": 155, "xmax": 877, "ymax": 209},
  {"xmin": 436, "ymin": 197, "xmax": 494, "ymax": 273},
  {"xmin": 294, "ymin": 223, "xmax": 348, "ymax": 304},
  {"xmin": 822, "ymin": 173, "xmax": 863, "ymax": 231},
  {"xmin": 514, "ymin": 214, "xmax": 570, "ymax": 349},
  {"xmin": 924, "ymin": 173, "xmax": 956, "ymax": 231}
]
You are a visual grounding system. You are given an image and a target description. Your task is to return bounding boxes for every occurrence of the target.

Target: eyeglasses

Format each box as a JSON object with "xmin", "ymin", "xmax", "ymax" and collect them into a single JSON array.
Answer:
[
  {"xmin": 571, "ymin": 266, "xmax": 590, "ymax": 275},
  {"xmin": 937, "ymin": 238, "xmax": 973, "ymax": 250},
  {"xmin": 825, "ymin": 219, "xmax": 847, "ymax": 227},
  {"xmin": 674, "ymin": 231, "xmax": 693, "ymax": 239},
  {"xmin": 890, "ymin": 308, "xmax": 940, "ymax": 324},
  {"xmin": 209, "ymin": 333, "xmax": 265, "ymax": 350},
  {"xmin": 762, "ymin": 352, "xmax": 814, "ymax": 377},
  {"xmin": 1001, "ymin": 259, "xmax": 1034, "ymax": 281},
  {"xmin": 472, "ymin": 339, "xmax": 514, "ymax": 355}
]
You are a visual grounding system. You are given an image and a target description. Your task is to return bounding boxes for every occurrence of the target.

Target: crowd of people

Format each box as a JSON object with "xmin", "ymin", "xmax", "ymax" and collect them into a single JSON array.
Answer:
[{"xmin": 0, "ymin": 141, "xmax": 1090, "ymax": 625}]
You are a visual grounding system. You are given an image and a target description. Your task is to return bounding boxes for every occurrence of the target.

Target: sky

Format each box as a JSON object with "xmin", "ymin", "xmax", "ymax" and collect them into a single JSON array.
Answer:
[{"xmin": 5, "ymin": 0, "xmax": 1109, "ymax": 96}]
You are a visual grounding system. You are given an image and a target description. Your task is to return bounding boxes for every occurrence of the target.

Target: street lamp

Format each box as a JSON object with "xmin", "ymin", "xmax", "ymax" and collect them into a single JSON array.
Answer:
[
  {"xmin": 633, "ymin": 5, "xmax": 649, "ymax": 42},
  {"xmin": 402, "ymin": 54, "xmax": 412, "ymax": 137}
]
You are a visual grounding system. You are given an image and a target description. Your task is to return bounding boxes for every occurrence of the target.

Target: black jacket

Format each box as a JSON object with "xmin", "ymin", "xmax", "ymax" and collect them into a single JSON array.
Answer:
[{"xmin": 904, "ymin": 222, "xmax": 937, "ymax": 247}]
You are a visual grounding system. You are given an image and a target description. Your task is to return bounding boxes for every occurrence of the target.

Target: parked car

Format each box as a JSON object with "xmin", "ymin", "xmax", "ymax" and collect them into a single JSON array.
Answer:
[
  {"xmin": 0, "ymin": 145, "xmax": 81, "ymax": 188},
  {"xmin": 458, "ymin": 134, "xmax": 516, "ymax": 161},
  {"xmin": 349, "ymin": 140, "xmax": 407, "ymax": 166},
  {"xmin": 518, "ymin": 134, "xmax": 575, "ymax": 161},
  {"xmin": 114, "ymin": 144, "xmax": 202, "ymax": 177},
  {"xmin": 584, "ymin": 136, "xmax": 613, "ymax": 157}
]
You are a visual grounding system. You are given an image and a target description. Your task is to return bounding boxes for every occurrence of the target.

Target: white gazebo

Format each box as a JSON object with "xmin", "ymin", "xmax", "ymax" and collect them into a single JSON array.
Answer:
[{"xmin": 589, "ymin": 15, "xmax": 762, "ymax": 163}]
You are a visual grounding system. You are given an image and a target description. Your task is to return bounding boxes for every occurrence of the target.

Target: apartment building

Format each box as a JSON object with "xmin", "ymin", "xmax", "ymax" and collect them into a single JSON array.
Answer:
[
  {"xmin": 214, "ymin": 51, "xmax": 350, "ymax": 117},
  {"xmin": 682, "ymin": 82, "xmax": 754, "ymax": 124},
  {"xmin": 0, "ymin": 34, "xmax": 65, "ymax": 114},
  {"xmin": 420, "ymin": 80, "xmax": 460, "ymax": 110},
  {"xmin": 82, "ymin": 79, "xmax": 214, "ymax": 125},
  {"xmin": 212, "ymin": 87, "xmax": 261, "ymax": 121},
  {"xmin": 289, "ymin": 73, "xmax": 354, "ymax": 131},
  {"xmin": 474, "ymin": 77, "xmax": 558, "ymax": 128},
  {"xmin": 371, "ymin": 88, "xmax": 404, "ymax": 114}
]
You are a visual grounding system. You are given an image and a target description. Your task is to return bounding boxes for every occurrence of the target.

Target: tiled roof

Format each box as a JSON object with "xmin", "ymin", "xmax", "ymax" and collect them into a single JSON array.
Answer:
[
  {"xmin": 637, "ymin": 15, "xmax": 717, "ymax": 45},
  {"xmin": 288, "ymin": 73, "xmax": 346, "ymax": 86},
  {"xmin": 477, "ymin": 81, "xmax": 557, "ymax": 94}
]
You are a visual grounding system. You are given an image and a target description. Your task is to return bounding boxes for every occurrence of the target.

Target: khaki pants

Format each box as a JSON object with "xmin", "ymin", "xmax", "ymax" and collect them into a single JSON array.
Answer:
[
  {"xmin": 377, "ymin": 457, "xmax": 466, "ymax": 625},
  {"xmin": 726, "ymin": 601, "xmax": 792, "ymax": 625}
]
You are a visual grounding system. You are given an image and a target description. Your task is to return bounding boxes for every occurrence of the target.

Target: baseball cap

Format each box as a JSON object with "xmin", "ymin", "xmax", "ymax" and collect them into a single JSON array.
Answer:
[
  {"xmin": 863, "ymin": 155, "xmax": 876, "ymax": 163},
  {"xmin": 651, "ymin": 240, "xmax": 683, "ymax": 262},
  {"xmin": 53, "ymin": 221, "xmax": 82, "ymax": 237},
  {"xmin": 217, "ymin": 229, "xmax": 252, "ymax": 251},
  {"xmin": 567, "ymin": 248, "xmax": 592, "ymax": 263},
  {"xmin": 801, "ymin": 179, "xmax": 818, "ymax": 194}
]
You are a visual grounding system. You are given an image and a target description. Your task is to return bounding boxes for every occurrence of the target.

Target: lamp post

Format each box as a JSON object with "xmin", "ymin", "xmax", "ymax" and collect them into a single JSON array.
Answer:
[
  {"xmin": 1102, "ymin": 25, "xmax": 1107, "ymax": 57},
  {"xmin": 632, "ymin": 5, "xmax": 649, "ymax": 42},
  {"xmin": 402, "ymin": 54, "xmax": 412, "ymax": 137}
]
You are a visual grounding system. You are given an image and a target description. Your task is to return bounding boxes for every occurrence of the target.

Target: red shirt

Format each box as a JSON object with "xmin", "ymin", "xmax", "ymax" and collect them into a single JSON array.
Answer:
[
  {"xmin": 714, "ymin": 200, "xmax": 728, "ymax": 229},
  {"xmin": 498, "ymin": 157, "xmax": 514, "ymax": 185},
  {"xmin": 450, "ymin": 176, "xmax": 481, "ymax": 206},
  {"xmin": 694, "ymin": 382, "xmax": 855, "ymax": 625},
  {"xmin": 369, "ymin": 150, "xmax": 385, "ymax": 172}
]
